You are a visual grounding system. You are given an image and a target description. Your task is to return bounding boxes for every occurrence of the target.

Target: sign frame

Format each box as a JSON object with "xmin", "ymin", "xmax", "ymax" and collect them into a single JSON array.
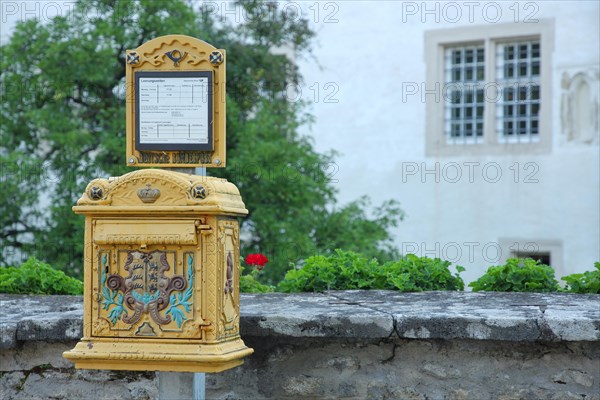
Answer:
[{"xmin": 125, "ymin": 35, "xmax": 226, "ymax": 168}]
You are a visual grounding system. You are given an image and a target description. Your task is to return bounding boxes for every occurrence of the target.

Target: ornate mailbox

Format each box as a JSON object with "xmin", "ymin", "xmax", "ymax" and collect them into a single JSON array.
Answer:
[{"xmin": 63, "ymin": 169, "xmax": 253, "ymax": 372}]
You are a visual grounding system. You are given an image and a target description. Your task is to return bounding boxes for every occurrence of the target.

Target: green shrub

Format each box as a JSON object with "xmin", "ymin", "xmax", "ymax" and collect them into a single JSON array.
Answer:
[
  {"xmin": 240, "ymin": 274, "xmax": 274, "ymax": 293},
  {"xmin": 277, "ymin": 250, "xmax": 464, "ymax": 292},
  {"xmin": 469, "ymin": 258, "xmax": 559, "ymax": 292},
  {"xmin": 562, "ymin": 262, "xmax": 600, "ymax": 294},
  {"xmin": 383, "ymin": 255, "xmax": 465, "ymax": 292},
  {"xmin": 0, "ymin": 257, "xmax": 83, "ymax": 295}
]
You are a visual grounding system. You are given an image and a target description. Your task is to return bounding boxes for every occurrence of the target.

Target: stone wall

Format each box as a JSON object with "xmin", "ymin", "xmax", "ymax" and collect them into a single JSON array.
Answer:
[{"xmin": 1, "ymin": 291, "xmax": 599, "ymax": 399}]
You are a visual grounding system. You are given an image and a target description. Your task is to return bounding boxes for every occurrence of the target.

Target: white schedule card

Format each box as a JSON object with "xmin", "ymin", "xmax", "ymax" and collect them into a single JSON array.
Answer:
[{"xmin": 138, "ymin": 77, "xmax": 209, "ymax": 144}]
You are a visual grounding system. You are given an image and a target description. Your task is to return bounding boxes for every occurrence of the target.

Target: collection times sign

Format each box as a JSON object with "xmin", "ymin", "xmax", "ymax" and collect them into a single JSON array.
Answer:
[{"xmin": 125, "ymin": 35, "xmax": 226, "ymax": 167}]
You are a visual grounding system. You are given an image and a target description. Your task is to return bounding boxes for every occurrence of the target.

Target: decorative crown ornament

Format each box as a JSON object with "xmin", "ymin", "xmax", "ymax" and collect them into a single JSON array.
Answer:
[{"xmin": 137, "ymin": 184, "xmax": 161, "ymax": 203}]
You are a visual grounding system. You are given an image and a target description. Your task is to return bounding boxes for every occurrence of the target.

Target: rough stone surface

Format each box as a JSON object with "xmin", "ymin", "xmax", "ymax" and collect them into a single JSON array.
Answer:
[
  {"xmin": 0, "ymin": 295, "xmax": 83, "ymax": 349},
  {"xmin": 2, "ymin": 291, "xmax": 599, "ymax": 349},
  {"xmin": 0, "ymin": 292, "xmax": 599, "ymax": 399}
]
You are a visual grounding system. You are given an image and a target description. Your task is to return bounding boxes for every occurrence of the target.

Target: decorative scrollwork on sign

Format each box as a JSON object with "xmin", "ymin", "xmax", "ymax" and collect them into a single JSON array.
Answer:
[{"xmin": 165, "ymin": 49, "xmax": 188, "ymax": 66}]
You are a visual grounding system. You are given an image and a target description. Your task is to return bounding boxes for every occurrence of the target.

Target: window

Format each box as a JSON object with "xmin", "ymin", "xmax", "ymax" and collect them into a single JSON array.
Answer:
[
  {"xmin": 499, "ymin": 238, "xmax": 564, "ymax": 278},
  {"xmin": 513, "ymin": 251, "xmax": 551, "ymax": 266},
  {"xmin": 445, "ymin": 45, "xmax": 485, "ymax": 144},
  {"xmin": 496, "ymin": 41, "xmax": 541, "ymax": 143},
  {"xmin": 425, "ymin": 21, "xmax": 554, "ymax": 156}
]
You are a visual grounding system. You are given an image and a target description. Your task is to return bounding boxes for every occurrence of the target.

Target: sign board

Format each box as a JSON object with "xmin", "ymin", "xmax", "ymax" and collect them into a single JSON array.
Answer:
[{"xmin": 126, "ymin": 35, "xmax": 226, "ymax": 167}]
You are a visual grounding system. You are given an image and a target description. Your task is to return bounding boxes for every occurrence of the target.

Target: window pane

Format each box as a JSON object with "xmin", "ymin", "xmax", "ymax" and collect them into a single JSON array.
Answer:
[
  {"xmin": 450, "ymin": 90, "xmax": 461, "ymax": 103},
  {"xmin": 466, "ymin": 91, "xmax": 473, "ymax": 103},
  {"xmin": 476, "ymin": 89, "xmax": 484, "ymax": 103},
  {"xmin": 452, "ymin": 68, "xmax": 461, "ymax": 81},
  {"xmin": 453, "ymin": 50, "xmax": 462, "ymax": 64},
  {"xmin": 465, "ymin": 49, "xmax": 473, "ymax": 63},
  {"xmin": 519, "ymin": 104, "xmax": 527, "ymax": 116},
  {"xmin": 506, "ymin": 46, "xmax": 514, "ymax": 60},
  {"xmin": 519, "ymin": 120, "xmax": 527, "ymax": 134},
  {"xmin": 519, "ymin": 62, "xmax": 528, "ymax": 77},
  {"xmin": 505, "ymin": 121, "xmax": 514, "ymax": 135},
  {"xmin": 477, "ymin": 48, "xmax": 484, "ymax": 62},
  {"xmin": 531, "ymin": 61, "xmax": 540, "ymax": 76},
  {"xmin": 477, "ymin": 66, "xmax": 484, "ymax": 80},
  {"xmin": 465, "ymin": 123, "xmax": 473, "ymax": 136},
  {"xmin": 519, "ymin": 44, "xmax": 528, "ymax": 59},
  {"xmin": 519, "ymin": 86, "xmax": 528, "ymax": 101},
  {"xmin": 451, "ymin": 123, "xmax": 461, "ymax": 137}
]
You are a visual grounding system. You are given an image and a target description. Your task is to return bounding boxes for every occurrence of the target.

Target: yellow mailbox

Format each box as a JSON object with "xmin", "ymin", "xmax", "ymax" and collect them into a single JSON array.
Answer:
[{"xmin": 63, "ymin": 169, "xmax": 253, "ymax": 372}]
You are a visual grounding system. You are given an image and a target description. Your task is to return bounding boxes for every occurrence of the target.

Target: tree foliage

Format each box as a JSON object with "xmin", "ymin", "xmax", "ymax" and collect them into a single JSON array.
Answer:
[{"xmin": 1, "ymin": 0, "xmax": 403, "ymax": 282}]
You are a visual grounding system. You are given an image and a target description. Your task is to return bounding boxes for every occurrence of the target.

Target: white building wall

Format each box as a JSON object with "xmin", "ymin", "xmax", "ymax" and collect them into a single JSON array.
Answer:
[{"xmin": 298, "ymin": 1, "xmax": 599, "ymax": 283}]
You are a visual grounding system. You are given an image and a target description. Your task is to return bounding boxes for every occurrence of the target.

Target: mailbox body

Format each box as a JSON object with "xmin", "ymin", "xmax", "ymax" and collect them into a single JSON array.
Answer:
[{"xmin": 63, "ymin": 169, "xmax": 253, "ymax": 372}]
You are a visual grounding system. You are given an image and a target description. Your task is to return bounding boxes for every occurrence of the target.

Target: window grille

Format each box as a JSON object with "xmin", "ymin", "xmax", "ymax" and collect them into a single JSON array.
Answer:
[
  {"xmin": 496, "ymin": 41, "xmax": 541, "ymax": 143},
  {"xmin": 444, "ymin": 45, "xmax": 485, "ymax": 144}
]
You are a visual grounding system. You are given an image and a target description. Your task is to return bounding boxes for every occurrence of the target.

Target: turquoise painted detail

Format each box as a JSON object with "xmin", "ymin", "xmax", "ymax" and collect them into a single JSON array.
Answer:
[
  {"xmin": 132, "ymin": 290, "xmax": 160, "ymax": 304},
  {"xmin": 165, "ymin": 254, "xmax": 194, "ymax": 328},
  {"xmin": 100, "ymin": 255, "xmax": 127, "ymax": 325}
]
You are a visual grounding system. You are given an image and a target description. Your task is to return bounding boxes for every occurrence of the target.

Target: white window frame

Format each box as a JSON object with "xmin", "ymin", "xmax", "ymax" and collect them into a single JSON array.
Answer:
[{"xmin": 425, "ymin": 20, "xmax": 554, "ymax": 156}]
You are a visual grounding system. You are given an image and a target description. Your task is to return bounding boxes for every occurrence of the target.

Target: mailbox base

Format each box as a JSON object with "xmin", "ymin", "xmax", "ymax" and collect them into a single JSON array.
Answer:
[{"xmin": 64, "ymin": 338, "xmax": 253, "ymax": 373}]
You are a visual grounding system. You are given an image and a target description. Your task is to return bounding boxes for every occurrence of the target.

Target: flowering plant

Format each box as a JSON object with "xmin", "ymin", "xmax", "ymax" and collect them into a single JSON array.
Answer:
[
  {"xmin": 240, "ymin": 253, "xmax": 273, "ymax": 293},
  {"xmin": 245, "ymin": 253, "xmax": 269, "ymax": 270}
]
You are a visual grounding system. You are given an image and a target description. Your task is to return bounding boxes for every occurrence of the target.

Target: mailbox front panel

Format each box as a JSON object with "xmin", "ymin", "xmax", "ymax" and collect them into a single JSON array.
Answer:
[{"xmin": 91, "ymin": 219, "xmax": 205, "ymax": 339}]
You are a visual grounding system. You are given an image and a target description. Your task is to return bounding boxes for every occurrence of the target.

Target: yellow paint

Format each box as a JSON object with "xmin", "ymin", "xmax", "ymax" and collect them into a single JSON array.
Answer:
[
  {"xmin": 125, "ymin": 35, "xmax": 227, "ymax": 168},
  {"xmin": 63, "ymin": 169, "xmax": 253, "ymax": 372}
]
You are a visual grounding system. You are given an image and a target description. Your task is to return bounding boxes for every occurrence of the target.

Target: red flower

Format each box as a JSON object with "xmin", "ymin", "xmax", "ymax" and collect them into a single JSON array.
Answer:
[{"xmin": 245, "ymin": 253, "xmax": 269, "ymax": 270}]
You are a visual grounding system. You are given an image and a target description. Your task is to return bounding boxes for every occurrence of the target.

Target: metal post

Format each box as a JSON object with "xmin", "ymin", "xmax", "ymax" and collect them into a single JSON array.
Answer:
[
  {"xmin": 193, "ymin": 167, "xmax": 207, "ymax": 400},
  {"xmin": 193, "ymin": 373, "xmax": 206, "ymax": 400}
]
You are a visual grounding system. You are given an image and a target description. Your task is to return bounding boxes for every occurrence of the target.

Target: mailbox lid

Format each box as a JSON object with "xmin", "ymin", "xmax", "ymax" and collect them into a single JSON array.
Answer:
[
  {"xmin": 94, "ymin": 219, "xmax": 198, "ymax": 246},
  {"xmin": 74, "ymin": 169, "xmax": 247, "ymax": 216}
]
